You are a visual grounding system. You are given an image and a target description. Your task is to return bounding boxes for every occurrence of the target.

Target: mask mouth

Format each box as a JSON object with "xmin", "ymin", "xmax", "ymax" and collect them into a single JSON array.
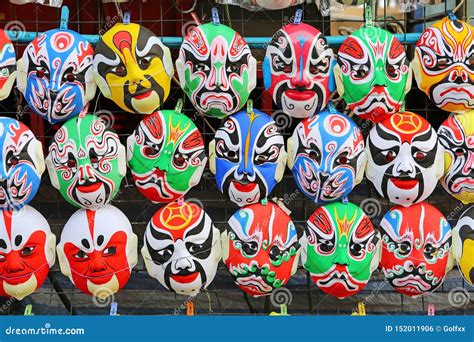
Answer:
[
  {"xmin": 389, "ymin": 177, "xmax": 419, "ymax": 190},
  {"xmin": 76, "ymin": 181, "xmax": 103, "ymax": 194},
  {"xmin": 317, "ymin": 268, "xmax": 359, "ymax": 292},
  {"xmin": 133, "ymin": 90, "xmax": 154, "ymax": 101},
  {"xmin": 170, "ymin": 269, "xmax": 200, "ymax": 284},
  {"xmin": 71, "ymin": 266, "xmax": 130, "ymax": 281},
  {"xmin": 231, "ymin": 180, "xmax": 257, "ymax": 192}
]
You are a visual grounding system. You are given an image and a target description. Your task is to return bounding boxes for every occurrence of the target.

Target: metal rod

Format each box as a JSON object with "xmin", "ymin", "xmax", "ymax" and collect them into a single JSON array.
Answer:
[{"xmin": 5, "ymin": 31, "xmax": 422, "ymax": 47}]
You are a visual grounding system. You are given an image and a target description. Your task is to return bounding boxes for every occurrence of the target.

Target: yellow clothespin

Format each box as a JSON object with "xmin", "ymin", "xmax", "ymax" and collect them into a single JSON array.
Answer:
[
  {"xmin": 270, "ymin": 304, "xmax": 289, "ymax": 316},
  {"xmin": 351, "ymin": 302, "xmax": 366, "ymax": 316}
]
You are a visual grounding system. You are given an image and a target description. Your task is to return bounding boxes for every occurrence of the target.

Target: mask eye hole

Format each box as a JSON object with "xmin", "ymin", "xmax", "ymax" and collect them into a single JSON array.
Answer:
[
  {"xmin": 67, "ymin": 158, "xmax": 77, "ymax": 168},
  {"xmin": 139, "ymin": 58, "xmax": 150, "ymax": 68},
  {"xmin": 455, "ymin": 148, "xmax": 465, "ymax": 157},
  {"xmin": 226, "ymin": 63, "xmax": 240, "ymax": 73},
  {"xmin": 438, "ymin": 58, "xmax": 448, "ymax": 69},
  {"xmin": 20, "ymin": 246, "xmax": 35, "ymax": 256},
  {"xmin": 385, "ymin": 150, "xmax": 397, "ymax": 162},
  {"xmin": 195, "ymin": 63, "xmax": 210, "ymax": 72},
  {"xmin": 36, "ymin": 69, "xmax": 46, "ymax": 78},
  {"xmin": 113, "ymin": 65, "xmax": 126, "ymax": 76},
  {"xmin": 74, "ymin": 250, "xmax": 88, "ymax": 259},
  {"xmin": 66, "ymin": 73, "xmax": 76, "ymax": 82},
  {"xmin": 336, "ymin": 153, "xmax": 349, "ymax": 165},
  {"xmin": 174, "ymin": 153, "xmax": 186, "ymax": 167},
  {"xmin": 144, "ymin": 145, "xmax": 160, "ymax": 157},
  {"xmin": 308, "ymin": 150, "xmax": 319, "ymax": 161},
  {"xmin": 8, "ymin": 156, "xmax": 18, "ymax": 166},
  {"xmin": 414, "ymin": 151, "xmax": 427, "ymax": 161}
]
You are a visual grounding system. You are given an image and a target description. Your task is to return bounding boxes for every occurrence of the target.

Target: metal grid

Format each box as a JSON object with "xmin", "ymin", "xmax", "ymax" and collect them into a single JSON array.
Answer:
[{"xmin": 0, "ymin": 0, "xmax": 472, "ymax": 315}]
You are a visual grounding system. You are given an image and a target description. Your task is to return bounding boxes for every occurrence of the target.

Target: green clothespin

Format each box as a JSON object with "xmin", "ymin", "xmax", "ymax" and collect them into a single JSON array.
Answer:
[
  {"xmin": 24, "ymin": 304, "xmax": 34, "ymax": 316},
  {"xmin": 365, "ymin": 3, "xmax": 373, "ymax": 28},
  {"xmin": 261, "ymin": 198, "xmax": 268, "ymax": 205},
  {"xmin": 175, "ymin": 98, "xmax": 184, "ymax": 115},
  {"xmin": 247, "ymin": 99, "xmax": 253, "ymax": 115},
  {"xmin": 270, "ymin": 304, "xmax": 289, "ymax": 316},
  {"xmin": 60, "ymin": 6, "xmax": 69, "ymax": 31}
]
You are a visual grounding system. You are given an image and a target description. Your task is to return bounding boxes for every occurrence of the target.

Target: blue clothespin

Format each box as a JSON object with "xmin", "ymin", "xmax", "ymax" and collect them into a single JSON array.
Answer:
[
  {"xmin": 60, "ymin": 6, "xmax": 69, "ymax": 30},
  {"xmin": 211, "ymin": 8, "xmax": 220, "ymax": 26},
  {"xmin": 327, "ymin": 101, "xmax": 337, "ymax": 114},
  {"xmin": 110, "ymin": 302, "xmax": 118, "ymax": 316},
  {"xmin": 447, "ymin": 10, "xmax": 457, "ymax": 22},
  {"xmin": 123, "ymin": 12, "xmax": 131, "ymax": 25},
  {"xmin": 293, "ymin": 9, "xmax": 303, "ymax": 25},
  {"xmin": 341, "ymin": 196, "xmax": 349, "ymax": 204}
]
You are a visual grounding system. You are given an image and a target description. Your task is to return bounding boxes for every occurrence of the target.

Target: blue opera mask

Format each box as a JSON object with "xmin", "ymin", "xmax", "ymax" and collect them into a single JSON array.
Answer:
[
  {"xmin": 0, "ymin": 118, "xmax": 45, "ymax": 210},
  {"xmin": 287, "ymin": 110, "xmax": 367, "ymax": 203},
  {"xmin": 209, "ymin": 109, "xmax": 287, "ymax": 206},
  {"xmin": 17, "ymin": 28, "xmax": 96, "ymax": 124}
]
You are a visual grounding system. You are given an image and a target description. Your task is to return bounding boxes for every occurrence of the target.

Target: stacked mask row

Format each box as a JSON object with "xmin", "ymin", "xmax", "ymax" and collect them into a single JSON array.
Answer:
[{"xmin": 0, "ymin": 9, "xmax": 472, "ymax": 303}]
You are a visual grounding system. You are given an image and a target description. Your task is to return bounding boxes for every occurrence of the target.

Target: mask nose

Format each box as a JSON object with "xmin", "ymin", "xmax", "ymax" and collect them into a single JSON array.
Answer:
[
  {"xmin": 372, "ymin": 66, "xmax": 387, "ymax": 87},
  {"xmin": 90, "ymin": 258, "xmax": 108, "ymax": 273},
  {"xmin": 6, "ymin": 255, "xmax": 25, "ymax": 274}
]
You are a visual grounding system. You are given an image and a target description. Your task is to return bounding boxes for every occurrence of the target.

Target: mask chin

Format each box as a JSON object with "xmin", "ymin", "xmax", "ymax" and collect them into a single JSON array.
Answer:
[
  {"xmin": 275, "ymin": 148, "xmax": 287, "ymax": 182},
  {"xmin": 56, "ymin": 244, "xmax": 72, "ymax": 279},
  {"xmin": 208, "ymin": 139, "xmax": 217, "ymax": 174}
]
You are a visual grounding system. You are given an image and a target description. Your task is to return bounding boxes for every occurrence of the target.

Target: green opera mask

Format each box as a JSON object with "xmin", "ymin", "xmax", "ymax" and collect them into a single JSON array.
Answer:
[
  {"xmin": 176, "ymin": 22, "xmax": 257, "ymax": 119},
  {"xmin": 46, "ymin": 114, "xmax": 126, "ymax": 209},
  {"xmin": 127, "ymin": 110, "xmax": 207, "ymax": 203},
  {"xmin": 301, "ymin": 201, "xmax": 381, "ymax": 298},
  {"xmin": 334, "ymin": 27, "xmax": 411, "ymax": 122}
]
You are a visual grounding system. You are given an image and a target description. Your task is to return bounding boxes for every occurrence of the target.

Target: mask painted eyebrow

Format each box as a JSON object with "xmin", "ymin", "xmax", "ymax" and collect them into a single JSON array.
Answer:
[
  {"xmin": 372, "ymin": 124, "xmax": 400, "ymax": 147},
  {"xmin": 184, "ymin": 213, "xmax": 210, "ymax": 240},
  {"xmin": 412, "ymin": 129, "xmax": 434, "ymax": 144}
]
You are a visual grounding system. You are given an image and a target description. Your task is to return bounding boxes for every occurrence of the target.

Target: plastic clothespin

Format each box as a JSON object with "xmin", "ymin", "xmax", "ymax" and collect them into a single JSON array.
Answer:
[
  {"xmin": 447, "ymin": 10, "xmax": 457, "ymax": 22},
  {"xmin": 211, "ymin": 8, "xmax": 220, "ymax": 26},
  {"xmin": 261, "ymin": 198, "xmax": 268, "ymax": 205},
  {"xmin": 293, "ymin": 9, "xmax": 303, "ymax": 25},
  {"xmin": 177, "ymin": 197, "xmax": 185, "ymax": 206},
  {"xmin": 364, "ymin": 4, "xmax": 373, "ymax": 28},
  {"xmin": 341, "ymin": 196, "xmax": 349, "ymax": 204},
  {"xmin": 110, "ymin": 302, "xmax": 118, "ymax": 316},
  {"xmin": 351, "ymin": 302, "xmax": 366, "ymax": 316},
  {"xmin": 269, "ymin": 304, "xmax": 289, "ymax": 316},
  {"xmin": 247, "ymin": 99, "xmax": 253, "ymax": 115},
  {"xmin": 60, "ymin": 6, "xmax": 69, "ymax": 31},
  {"xmin": 427, "ymin": 304, "xmax": 435, "ymax": 316},
  {"xmin": 175, "ymin": 98, "xmax": 184, "ymax": 115},
  {"xmin": 123, "ymin": 12, "xmax": 131, "ymax": 25},
  {"xmin": 186, "ymin": 301, "xmax": 195, "ymax": 316},
  {"xmin": 24, "ymin": 304, "xmax": 34, "ymax": 316},
  {"xmin": 327, "ymin": 101, "xmax": 337, "ymax": 114}
]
